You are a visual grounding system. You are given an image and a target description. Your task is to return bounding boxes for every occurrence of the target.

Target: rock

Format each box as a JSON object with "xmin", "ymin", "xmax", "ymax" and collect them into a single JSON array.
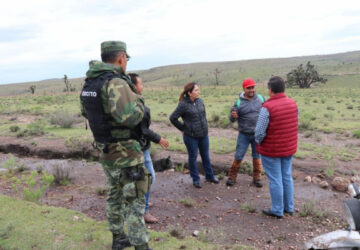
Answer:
[
  {"xmin": 351, "ymin": 176, "xmax": 360, "ymax": 183},
  {"xmin": 320, "ymin": 181, "xmax": 329, "ymax": 189},
  {"xmin": 73, "ymin": 216, "xmax": 79, "ymax": 221},
  {"xmin": 316, "ymin": 173, "xmax": 325, "ymax": 179},
  {"xmin": 304, "ymin": 176, "xmax": 311, "ymax": 182},
  {"xmin": 312, "ymin": 176, "xmax": 321, "ymax": 184},
  {"xmin": 331, "ymin": 177, "xmax": 350, "ymax": 192},
  {"xmin": 192, "ymin": 230, "xmax": 199, "ymax": 237}
]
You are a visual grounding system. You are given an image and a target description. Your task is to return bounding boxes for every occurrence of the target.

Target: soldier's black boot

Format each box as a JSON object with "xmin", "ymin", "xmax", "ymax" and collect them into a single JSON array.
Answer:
[
  {"xmin": 112, "ymin": 233, "xmax": 131, "ymax": 250},
  {"xmin": 134, "ymin": 243, "xmax": 152, "ymax": 250}
]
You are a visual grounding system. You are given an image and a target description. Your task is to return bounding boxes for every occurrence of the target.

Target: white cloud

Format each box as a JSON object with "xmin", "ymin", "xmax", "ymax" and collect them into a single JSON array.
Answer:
[{"xmin": 0, "ymin": 0, "xmax": 359, "ymax": 83}]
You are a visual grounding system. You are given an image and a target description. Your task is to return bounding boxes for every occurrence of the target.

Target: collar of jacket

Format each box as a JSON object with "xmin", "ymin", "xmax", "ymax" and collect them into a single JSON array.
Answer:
[
  {"xmin": 86, "ymin": 62, "xmax": 125, "ymax": 78},
  {"xmin": 268, "ymin": 92, "xmax": 286, "ymax": 101},
  {"xmin": 184, "ymin": 96, "xmax": 199, "ymax": 103}
]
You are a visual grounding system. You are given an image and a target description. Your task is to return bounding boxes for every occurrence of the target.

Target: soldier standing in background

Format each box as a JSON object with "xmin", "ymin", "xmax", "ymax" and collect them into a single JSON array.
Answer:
[{"xmin": 80, "ymin": 41, "xmax": 152, "ymax": 250}]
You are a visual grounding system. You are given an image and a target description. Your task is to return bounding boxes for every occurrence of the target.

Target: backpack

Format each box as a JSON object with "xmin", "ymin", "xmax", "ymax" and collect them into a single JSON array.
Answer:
[{"xmin": 236, "ymin": 94, "xmax": 265, "ymax": 108}]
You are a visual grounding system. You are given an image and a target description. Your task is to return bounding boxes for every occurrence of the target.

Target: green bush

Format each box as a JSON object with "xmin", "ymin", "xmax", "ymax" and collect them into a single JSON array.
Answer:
[
  {"xmin": 9, "ymin": 125, "xmax": 20, "ymax": 132},
  {"xmin": 299, "ymin": 113, "xmax": 313, "ymax": 130},
  {"xmin": 16, "ymin": 120, "xmax": 46, "ymax": 137},
  {"xmin": 179, "ymin": 197, "xmax": 195, "ymax": 208},
  {"xmin": 11, "ymin": 171, "xmax": 54, "ymax": 203},
  {"xmin": 353, "ymin": 130, "xmax": 360, "ymax": 139}
]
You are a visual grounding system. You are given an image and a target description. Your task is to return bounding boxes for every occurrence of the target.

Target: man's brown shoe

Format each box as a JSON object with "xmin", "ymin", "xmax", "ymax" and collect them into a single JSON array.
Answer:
[{"xmin": 144, "ymin": 213, "xmax": 158, "ymax": 224}]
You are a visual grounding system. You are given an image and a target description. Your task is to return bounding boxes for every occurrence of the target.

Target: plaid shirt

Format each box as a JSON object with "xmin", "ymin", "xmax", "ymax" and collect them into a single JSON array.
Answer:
[{"xmin": 255, "ymin": 107, "xmax": 269, "ymax": 144}]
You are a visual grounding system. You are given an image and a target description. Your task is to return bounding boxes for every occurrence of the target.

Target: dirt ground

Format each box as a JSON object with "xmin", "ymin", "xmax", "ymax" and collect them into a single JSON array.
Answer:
[{"xmin": 0, "ymin": 120, "xmax": 358, "ymax": 249}]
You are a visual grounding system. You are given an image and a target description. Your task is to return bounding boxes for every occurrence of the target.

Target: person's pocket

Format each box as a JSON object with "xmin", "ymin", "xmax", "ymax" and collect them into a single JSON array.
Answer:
[
  {"xmin": 135, "ymin": 166, "xmax": 152, "ymax": 197},
  {"xmin": 122, "ymin": 182, "xmax": 137, "ymax": 198}
]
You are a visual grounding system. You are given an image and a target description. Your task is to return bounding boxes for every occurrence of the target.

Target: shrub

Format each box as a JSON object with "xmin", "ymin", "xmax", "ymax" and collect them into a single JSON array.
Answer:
[
  {"xmin": 51, "ymin": 164, "xmax": 73, "ymax": 186},
  {"xmin": 50, "ymin": 111, "xmax": 78, "ymax": 128},
  {"xmin": 179, "ymin": 197, "xmax": 195, "ymax": 207},
  {"xmin": 11, "ymin": 171, "xmax": 54, "ymax": 204},
  {"xmin": 168, "ymin": 225, "xmax": 185, "ymax": 239},
  {"xmin": 175, "ymin": 162, "xmax": 185, "ymax": 172},
  {"xmin": 1, "ymin": 154, "xmax": 17, "ymax": 173},
  {"xmin": 65, "ymin": 137, "xmax": 93, "ymax": 157},
  {"xmin": 352, "ymin": 130, "xmax": 360, "ymax": 139},
  {"xmin": 9, "ymin": 125, "xmax": 20, "ymax": 132},
  {"xmin": 240, "ymin": 202, "xmax": 257, "ymax": 213},
  {"xmin": 299, "ymin": 113, "xmax": 313, "ymax": 130},
  {"xmin": 211, "ymin": 114, "xmax": 220, "ymax": 123},
  {"xmin": 16, "ymin": 120, "xmax": 46, "ymax": 137},
  {"xmin": 95, "ymin": 186, "xmax": 108, "ymax": 196}
]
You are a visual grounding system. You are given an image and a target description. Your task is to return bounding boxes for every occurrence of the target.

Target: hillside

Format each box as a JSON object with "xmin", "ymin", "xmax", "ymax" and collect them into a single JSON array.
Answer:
[{"xmin": 1, "ymin": 50, "xmax": 359, "ymax": 96}]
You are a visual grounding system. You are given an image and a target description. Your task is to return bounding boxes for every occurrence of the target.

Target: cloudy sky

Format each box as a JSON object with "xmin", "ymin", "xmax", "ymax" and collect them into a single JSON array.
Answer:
[{"xmin": 0, "ymin": 0, "xmax": 359, "ymax": 84}]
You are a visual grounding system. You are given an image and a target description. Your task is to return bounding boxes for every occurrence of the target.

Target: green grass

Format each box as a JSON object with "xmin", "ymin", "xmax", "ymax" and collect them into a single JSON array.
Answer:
[{"xmin": 0, "ymin": 195, "xmax": 251, "ymax": 249}]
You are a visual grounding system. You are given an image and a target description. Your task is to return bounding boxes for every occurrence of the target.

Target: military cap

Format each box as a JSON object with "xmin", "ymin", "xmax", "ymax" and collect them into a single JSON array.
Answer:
[{"xmin": 101, "ymin": 41, "xmax": 130, "ymax": 58}]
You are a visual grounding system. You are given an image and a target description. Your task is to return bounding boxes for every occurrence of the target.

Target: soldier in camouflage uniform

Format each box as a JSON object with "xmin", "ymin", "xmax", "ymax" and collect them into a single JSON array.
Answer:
[{"xmin": 80, "ymin": 41, "xmax": 152, "ymax": 250}]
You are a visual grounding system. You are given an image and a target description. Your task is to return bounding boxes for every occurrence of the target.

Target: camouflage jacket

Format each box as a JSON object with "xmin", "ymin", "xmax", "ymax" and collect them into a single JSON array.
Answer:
[{"xmin": 81, "ymin": 62, "xmax": 145, "ymax": 142}]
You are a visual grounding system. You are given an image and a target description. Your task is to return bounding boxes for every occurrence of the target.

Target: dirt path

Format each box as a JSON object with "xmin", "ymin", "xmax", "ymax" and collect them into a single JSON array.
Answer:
[
  {"xmin": 0, "ymin": 151, "xmax": 350, "ymax": 249},
  {"xmin": 0, "ymin": 120, "xmax": 359, "ymax": 248}
]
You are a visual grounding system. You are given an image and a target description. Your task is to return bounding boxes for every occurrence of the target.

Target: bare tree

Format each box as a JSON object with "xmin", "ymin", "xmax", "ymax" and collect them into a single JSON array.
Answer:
[
  {"xmin": 63, "ymin": 74, "xmax": 76, "ymax": 92},
  {"xmin": 213, "ymin": 68, "xmax": 222, "ymax": 86},
  {"xmin": 29, "ymin": 85, "xmax": 36, "ymax": 94}
]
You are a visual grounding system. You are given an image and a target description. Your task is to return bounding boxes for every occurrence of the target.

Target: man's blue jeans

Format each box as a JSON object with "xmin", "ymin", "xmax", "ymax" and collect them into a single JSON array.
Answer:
[
  {"xmin": 261, "ymin": 155, "xmax": 294, "ymax": 217},
  {"xmin": 183, "ymin": 134, "xmax": 215, "ymax": 183},
  {"xmin": 143, "ymin": 150, "xmax": 155, "ymax": 213},
  {"xmin": 235, "ymin": 133, "xmax": 260, "ymax": 160}
]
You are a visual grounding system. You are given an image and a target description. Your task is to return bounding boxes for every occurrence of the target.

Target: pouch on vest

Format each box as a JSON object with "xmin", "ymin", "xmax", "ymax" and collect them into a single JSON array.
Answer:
[{"xmin": 135, "ymin": 165, "xmax": 152, "ymax": 197}]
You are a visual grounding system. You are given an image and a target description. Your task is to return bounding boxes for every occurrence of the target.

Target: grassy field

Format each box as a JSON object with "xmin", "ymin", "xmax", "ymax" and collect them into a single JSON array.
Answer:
[
  {"xmin": 0, "ymin": 195, "xmax": 251, "ymax": 249},
  {"xmin": 0, "ymin": 50, "xmax": 359, "ymax": 164},
  {"xmin": 0, "ymin": 84, "xmax": 359, "ymax": 162}
]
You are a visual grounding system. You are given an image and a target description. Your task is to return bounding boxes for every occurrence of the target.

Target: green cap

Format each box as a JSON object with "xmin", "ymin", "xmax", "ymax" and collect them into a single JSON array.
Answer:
[{"xmin": 101, "ymin": 41, "xmax": 130, "ymax": 58}]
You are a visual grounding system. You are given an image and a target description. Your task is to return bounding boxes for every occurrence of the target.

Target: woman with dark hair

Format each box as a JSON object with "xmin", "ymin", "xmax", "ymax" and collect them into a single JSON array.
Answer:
[
  {"xmin": 170, "ymin": 82, "xmax": 218, "ymax": 188},
  {"xmin": 129, "ymin": 73, "xmax": 170, "ymax": 223}
]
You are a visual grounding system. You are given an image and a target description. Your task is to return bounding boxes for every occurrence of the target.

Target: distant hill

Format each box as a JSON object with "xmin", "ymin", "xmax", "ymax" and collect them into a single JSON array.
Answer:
[{"xmin": 1, "ymin": 50, "xmax": 359, "ymax": 96}]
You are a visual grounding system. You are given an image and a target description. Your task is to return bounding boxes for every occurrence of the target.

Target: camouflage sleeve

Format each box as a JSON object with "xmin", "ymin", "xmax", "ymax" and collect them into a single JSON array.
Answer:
[
  {"xmin": 80, "ymin": 97, "xmax": 87, "ymax": 119},
  {"xmin": 104, "ymin": 78, "xmax": 144, "ymax": 128}
]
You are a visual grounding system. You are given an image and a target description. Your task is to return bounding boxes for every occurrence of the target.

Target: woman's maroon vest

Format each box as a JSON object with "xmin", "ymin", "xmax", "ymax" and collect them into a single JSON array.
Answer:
[{"xmin": 257, "ymin": 93, "xmax": 298, "ymax": 157}]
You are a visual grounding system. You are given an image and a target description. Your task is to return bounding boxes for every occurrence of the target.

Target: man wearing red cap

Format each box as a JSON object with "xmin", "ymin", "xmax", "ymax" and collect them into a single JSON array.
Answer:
[{"xmin": 226, "ymin": 78, "xmax": 265, "ymax": 187}]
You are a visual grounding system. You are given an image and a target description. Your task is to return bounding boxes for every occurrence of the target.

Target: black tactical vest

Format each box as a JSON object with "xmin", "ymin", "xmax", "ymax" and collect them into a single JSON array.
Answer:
[{"xmin": 80, "ymin": 71, "xmax": 139, "ymax": 143}]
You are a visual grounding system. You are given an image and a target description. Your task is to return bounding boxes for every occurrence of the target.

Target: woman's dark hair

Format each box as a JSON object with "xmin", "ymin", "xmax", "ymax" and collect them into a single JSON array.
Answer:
[
  {"xmin": 128, "ymin": 73, "xmax": 139, "ymax": 85},
  {"xmin": 179, "ymin": 82, "xmax": 197, "ymax": 102},
  {"xmin": 267, "ymin": 76, "xmax": 285, "ymax": 93}
]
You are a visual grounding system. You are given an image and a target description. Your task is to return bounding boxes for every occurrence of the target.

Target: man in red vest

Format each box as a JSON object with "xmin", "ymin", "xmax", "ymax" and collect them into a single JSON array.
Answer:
[{"xmin": 255, "ymin": 76, "xmax": 298, "ymax": 219}]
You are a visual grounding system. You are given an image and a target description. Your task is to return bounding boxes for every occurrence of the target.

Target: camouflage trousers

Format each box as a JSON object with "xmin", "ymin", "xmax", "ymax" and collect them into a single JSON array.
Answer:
[{"xmin": 101, "ymin": 141, "xmax": 151, "ymax": 246}]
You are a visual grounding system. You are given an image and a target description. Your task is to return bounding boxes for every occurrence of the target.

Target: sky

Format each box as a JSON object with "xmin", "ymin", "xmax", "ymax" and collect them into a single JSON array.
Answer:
[{"xmin": 0, "ymin": 0, "xmax": 360, "ymax": 84}]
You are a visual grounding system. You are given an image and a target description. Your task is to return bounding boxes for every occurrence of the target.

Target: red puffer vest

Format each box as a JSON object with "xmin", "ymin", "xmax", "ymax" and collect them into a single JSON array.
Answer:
[{"xmin": 257, "ymin": 93, "xmax": 298, "ymax": 157}]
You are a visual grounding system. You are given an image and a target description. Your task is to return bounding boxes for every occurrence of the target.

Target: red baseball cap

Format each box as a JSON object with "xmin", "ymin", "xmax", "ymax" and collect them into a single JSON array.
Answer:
[{"xmin": 242, "ymin": 78, "xmax": 256, "ymax": 88}]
